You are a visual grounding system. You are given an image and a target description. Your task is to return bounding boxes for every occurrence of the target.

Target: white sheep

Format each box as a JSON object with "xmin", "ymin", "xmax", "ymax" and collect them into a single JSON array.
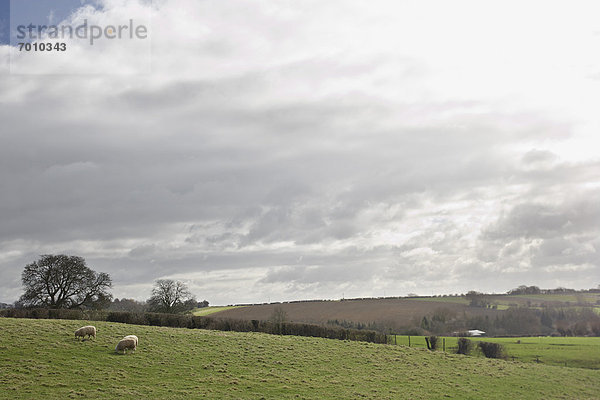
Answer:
[
  {"xmin": 123, "ymin": 335, "xmax": 138, "ymax": 346},
  {"xmin": 115, "ymin": 337, "xmax": 137, "ymax": 354},
  {"xmin": 75, "ymin": 325, "xmax": 97, "ymax": 340}
]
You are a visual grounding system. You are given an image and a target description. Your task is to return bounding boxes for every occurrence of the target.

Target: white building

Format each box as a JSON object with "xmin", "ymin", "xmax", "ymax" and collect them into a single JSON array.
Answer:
[{"xmin": 468, "ymin": 329, "xmax": 486, "ymax": 336}]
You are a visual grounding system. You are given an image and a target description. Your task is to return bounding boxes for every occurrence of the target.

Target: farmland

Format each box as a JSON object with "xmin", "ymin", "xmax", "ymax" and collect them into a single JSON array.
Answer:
[
  {"xmin": 389, "ymin": 335, "xmax": 600, "ymax": 369},
  {"xmin": 215, "ymin": 298, "xmax": 499, "ymax": 329},
  {"xmin": 212, "ymin": 292, "xmax": 600, "ymax": 335},
  {"xmin": 1, "ymin": 318, "xmax": 600, "ymax": 399}
]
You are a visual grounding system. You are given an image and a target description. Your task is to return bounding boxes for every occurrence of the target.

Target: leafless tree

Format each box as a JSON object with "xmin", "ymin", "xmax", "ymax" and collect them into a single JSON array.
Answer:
[
  {"xmin": 19, "ymin": 255, "xmax": 112, "ymax": 309},
  {"xmin": 269, "ymin": 306, "xmax": 288, "ymax": 324},
  {"xmin": 147, "ymin": 279, "xmax": 196, "ymax": 313}
]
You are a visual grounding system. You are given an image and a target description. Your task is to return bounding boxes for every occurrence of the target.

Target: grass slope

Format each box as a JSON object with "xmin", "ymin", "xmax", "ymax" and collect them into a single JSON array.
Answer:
[
  {"xmin": 191, "ymin": 306, "xmax": 245, "ymax": 316},
  {"xmin": 1, "ymin": 318, "xmax": 600, "ymax": 399}
]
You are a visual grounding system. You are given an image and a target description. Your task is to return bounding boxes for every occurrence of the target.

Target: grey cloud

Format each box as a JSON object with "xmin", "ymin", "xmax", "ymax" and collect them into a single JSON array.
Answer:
[
  {"xmin": 1, "ymin": 0, "xmax": 599, "ymax": 303},
  {"xmin": 522, "ymin": 149, "xmax": 559, "ymax": 165},
  {"xmin": 474, "ymin": 187, "xmax": 600, "ymax": 287},
  {"xmin": 531, "ymin": 236, "xmax": 599, "ymax": 268},
  {"xmin": 483, "ymin": 194, "xmax": 600, "ymax": 241}
]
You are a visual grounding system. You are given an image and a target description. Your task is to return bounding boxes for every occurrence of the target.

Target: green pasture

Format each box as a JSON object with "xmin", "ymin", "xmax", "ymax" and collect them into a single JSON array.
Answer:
[
  {"xmin": 191, "ymin": 306, "xmax": 245, "ymax": 316},
  {"xmin": 403, "ymin": 293, "xmax": 600, "ymax": 311},
  {"xmin": 389, "ymin": 335, "xmax": 600, "ymax": 369},
  {"xmin": 1, "ymin": 318, "xmax": 600, "ymax": 399},
  {"xmin": 504, "ymin": 294, "xmax": 600, "ymax": 303}
]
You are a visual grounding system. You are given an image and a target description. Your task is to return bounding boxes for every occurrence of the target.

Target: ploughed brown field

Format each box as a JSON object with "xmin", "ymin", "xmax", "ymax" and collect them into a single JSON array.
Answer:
[{"xmin": 213, "ymin": 298, "xmax": 498, "ymax": 331}]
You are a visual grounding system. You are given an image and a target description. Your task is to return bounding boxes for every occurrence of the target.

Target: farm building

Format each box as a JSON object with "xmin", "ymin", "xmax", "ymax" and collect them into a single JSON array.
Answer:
[{"xmin": 468, "ymin": 329, "xmax": 486, "ymax": 336}]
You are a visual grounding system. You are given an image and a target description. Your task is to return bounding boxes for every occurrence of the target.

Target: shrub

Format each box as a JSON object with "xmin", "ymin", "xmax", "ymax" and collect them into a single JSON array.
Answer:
[
  {"xmin": 401, "ymin": 327, "xmax": 425, "ymax": 336},
  {"xmin": 425, "ymin": 335, "xmax": 439, "ymax": 350},
  {"xmin": 456, "ymin": 338, "xmax": 472, "ymax": 355},
  {"xmin": 478, "ymin": 341, "xmax": 506, "ymax": 359}
]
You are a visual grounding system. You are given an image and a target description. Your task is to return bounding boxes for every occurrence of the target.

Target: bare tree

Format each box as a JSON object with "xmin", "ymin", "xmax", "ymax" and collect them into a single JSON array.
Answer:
[
  {"xmin": 18, "ymin": 255, "xmax": 112, "ymax": 309},
  {"xmin": 269, "ymin": 306, "xmax": 288, "ymax": 324},
  {"xmin": 147, "ymin": 279, "xmax": 196, "ymax": 313}
]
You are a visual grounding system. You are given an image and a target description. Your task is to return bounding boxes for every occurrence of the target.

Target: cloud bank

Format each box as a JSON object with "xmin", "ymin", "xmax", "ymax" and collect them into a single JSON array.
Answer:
[{"xmin": 0, "ymin": 0, "xmax": 599, "ymax": 304}]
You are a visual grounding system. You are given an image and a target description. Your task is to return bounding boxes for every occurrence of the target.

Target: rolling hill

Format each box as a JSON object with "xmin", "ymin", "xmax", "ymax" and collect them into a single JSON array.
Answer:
[
  {"xmin": 210, "ymin": 292, "xmax": 600, "ymax": 335},
  {"xmin": 1, "ymin": 317, "xmax": 600, "ymax": 399},
  {"xmin": 213, "ymin": 298, "xmax": 498, "ymax": 330}
]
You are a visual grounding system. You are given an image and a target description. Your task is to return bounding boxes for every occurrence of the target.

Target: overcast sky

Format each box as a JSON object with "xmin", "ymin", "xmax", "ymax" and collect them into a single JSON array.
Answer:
[{"xmin": 0, "ymin": 0, "xmax": 599, "ymax": 305}]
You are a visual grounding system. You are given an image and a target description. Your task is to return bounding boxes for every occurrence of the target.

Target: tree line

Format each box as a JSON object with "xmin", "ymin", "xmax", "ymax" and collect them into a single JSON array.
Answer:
[{"xmin": 14, "ymin": 254, "xmax": 208, "ymax": 314}]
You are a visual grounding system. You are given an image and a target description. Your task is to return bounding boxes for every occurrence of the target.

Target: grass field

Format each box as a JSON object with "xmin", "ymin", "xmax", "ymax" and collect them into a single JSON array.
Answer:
[
  {"xmin": 401, "ymin": 293, "xmax": 600, "ymax": 308},
  {"xmin": 2, "ymin": 318, "xmax": 600, "ymax": 399},
  {"xmin": 191, "ymin": 306, "xmax": 245, "ymax": 316},
  {"xmin": 389, "ymin": 335, "xmax": 600, "ymax": 369}
]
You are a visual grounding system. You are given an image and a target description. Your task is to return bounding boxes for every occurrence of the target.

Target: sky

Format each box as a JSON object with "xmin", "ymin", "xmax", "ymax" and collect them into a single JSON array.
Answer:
[
  {"xmin": 1, "ymin": 0, "xmax": 98, "ymax": 45},
  {"xmin": 0, "ymin": 1, "xmax": 8, "ymax": 45},
  {"xmin": 0, "ymin": 0, "xmax": 599, "ymax": 305}
]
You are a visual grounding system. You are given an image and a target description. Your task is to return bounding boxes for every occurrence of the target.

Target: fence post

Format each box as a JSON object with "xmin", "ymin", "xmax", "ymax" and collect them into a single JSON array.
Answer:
[
  {"xmin": 408, "ymin": 336, "xmax": 411, "ymax": 347},
  {"xmin": 443, "ymin": 338, "xmax": 446, "ymax": 352}
]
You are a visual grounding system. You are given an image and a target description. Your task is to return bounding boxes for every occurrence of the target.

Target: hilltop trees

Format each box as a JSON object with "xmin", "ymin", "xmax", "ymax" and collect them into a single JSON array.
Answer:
[
  {"xmin": 109, "ymin": 298, "xmax": 148, "ymax": 313},
  {"xmin": 269, "ymin": 306, "xmax": 288, "ymax": 324},
  {"xmin": 198, "ymin": 300, "xmax": 209, "ymax": 308},
  {"xmin": 18, "ymin": 255, "xmax": 112, "ymax": 309},
  {"xmin": 465, "ymin": 291, "xmax": 491, "ymax": 308},
  {"xmin": 147, "ymin": 279, "xmax": 196, "ymax": 314},
  {"xmin": 508, "ymin": 285, "xmax": 541, "ymax": 295}
]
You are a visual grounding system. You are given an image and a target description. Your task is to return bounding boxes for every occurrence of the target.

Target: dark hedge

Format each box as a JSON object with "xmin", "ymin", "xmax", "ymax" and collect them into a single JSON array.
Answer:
[{"xmin": 0, "ymin": 308, "xmax": 387, "ymax": 344}]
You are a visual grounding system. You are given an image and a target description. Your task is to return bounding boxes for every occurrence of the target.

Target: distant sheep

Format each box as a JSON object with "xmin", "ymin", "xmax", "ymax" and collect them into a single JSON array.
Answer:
[
  {"xmin": 115, "ymin": 337, "xmax": 137, "ymax": 354},
  {"xmin": 123, "ymin": 335, "xmax": 138, "ymax": 346},
  {"xmin": 75, "ymin": 326, "xmax": 97, "ymax": 341}
]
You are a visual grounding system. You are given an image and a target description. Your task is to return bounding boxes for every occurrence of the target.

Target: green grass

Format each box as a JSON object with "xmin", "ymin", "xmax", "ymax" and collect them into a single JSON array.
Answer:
[
  {"xmin": 1, "ymin": 318, "xmax": 600, "ymax": 399},
  {"xmin": 404, "ymin": 293, "xmax": 600, "ymax": 307},
  {"xmin": 191, "ymin": 306, "xmax": 245, "ymax": 316},
  {"xmin": 508, "ymin": 294, "xmax": 599, "ymax": 302},
  {"xmin": 389, "ymin": 335, "xmax": 600, "ymax": 369}
]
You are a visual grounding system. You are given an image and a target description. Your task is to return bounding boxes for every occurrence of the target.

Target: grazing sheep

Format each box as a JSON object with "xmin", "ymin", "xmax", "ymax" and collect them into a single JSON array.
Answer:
[
  {"xmin": 75, "ymin": 326, "xmax": 97, "ymax": 341},
  {"xmin": 115, "ymin": 338, "xmax": 137, "ymax": 354},
  {"xmin": 123, "ymin": 335, "xmax": 138, "ymax": 346}
]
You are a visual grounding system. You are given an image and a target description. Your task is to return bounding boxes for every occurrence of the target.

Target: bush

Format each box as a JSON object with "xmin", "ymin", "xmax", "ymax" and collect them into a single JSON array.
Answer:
[
  {"xmin": 401, "ymin": 327, "xmax": 425, "ymax": 336},
  {"xmin": 425, "ymin": 335, "xmax": 439, "ymax": 350},
  {"xmin": 478, "ymin": 341, "xmax": 506, "ymax": 359},
  {"xmin": 456, "ymin": 338, "xmax": 472, "ymax": 355}
]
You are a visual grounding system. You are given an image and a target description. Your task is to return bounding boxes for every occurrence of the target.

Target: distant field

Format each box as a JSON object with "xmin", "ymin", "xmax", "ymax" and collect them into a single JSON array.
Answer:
[
  {"xmin": 216, "ymin": 298, "xmax": 499, "ymax": 331},
  {"xmin": 191, "ymin": 306, "xmax": 245, "ymax": 316},
  {"xmin": 413, "ymin": 293, "xmax": 600, "ymax": 307},
  {"xmin": 389, "ymin": 335, "xmax": 600, "ymax": 369},
  {"xmin": 2, "ymin": 318, "xmax": 600, "ymax": 399},
  {"xmin": 406, "ymin": 296, "xmax": 469, "ymax": 305},
  {"xmin": 487, "ymin": 293, "xmax": 600, "ymax": 307},
  {"xmin": 215, "ymin": 294, "xmax": 599, "ymax": 332}
]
